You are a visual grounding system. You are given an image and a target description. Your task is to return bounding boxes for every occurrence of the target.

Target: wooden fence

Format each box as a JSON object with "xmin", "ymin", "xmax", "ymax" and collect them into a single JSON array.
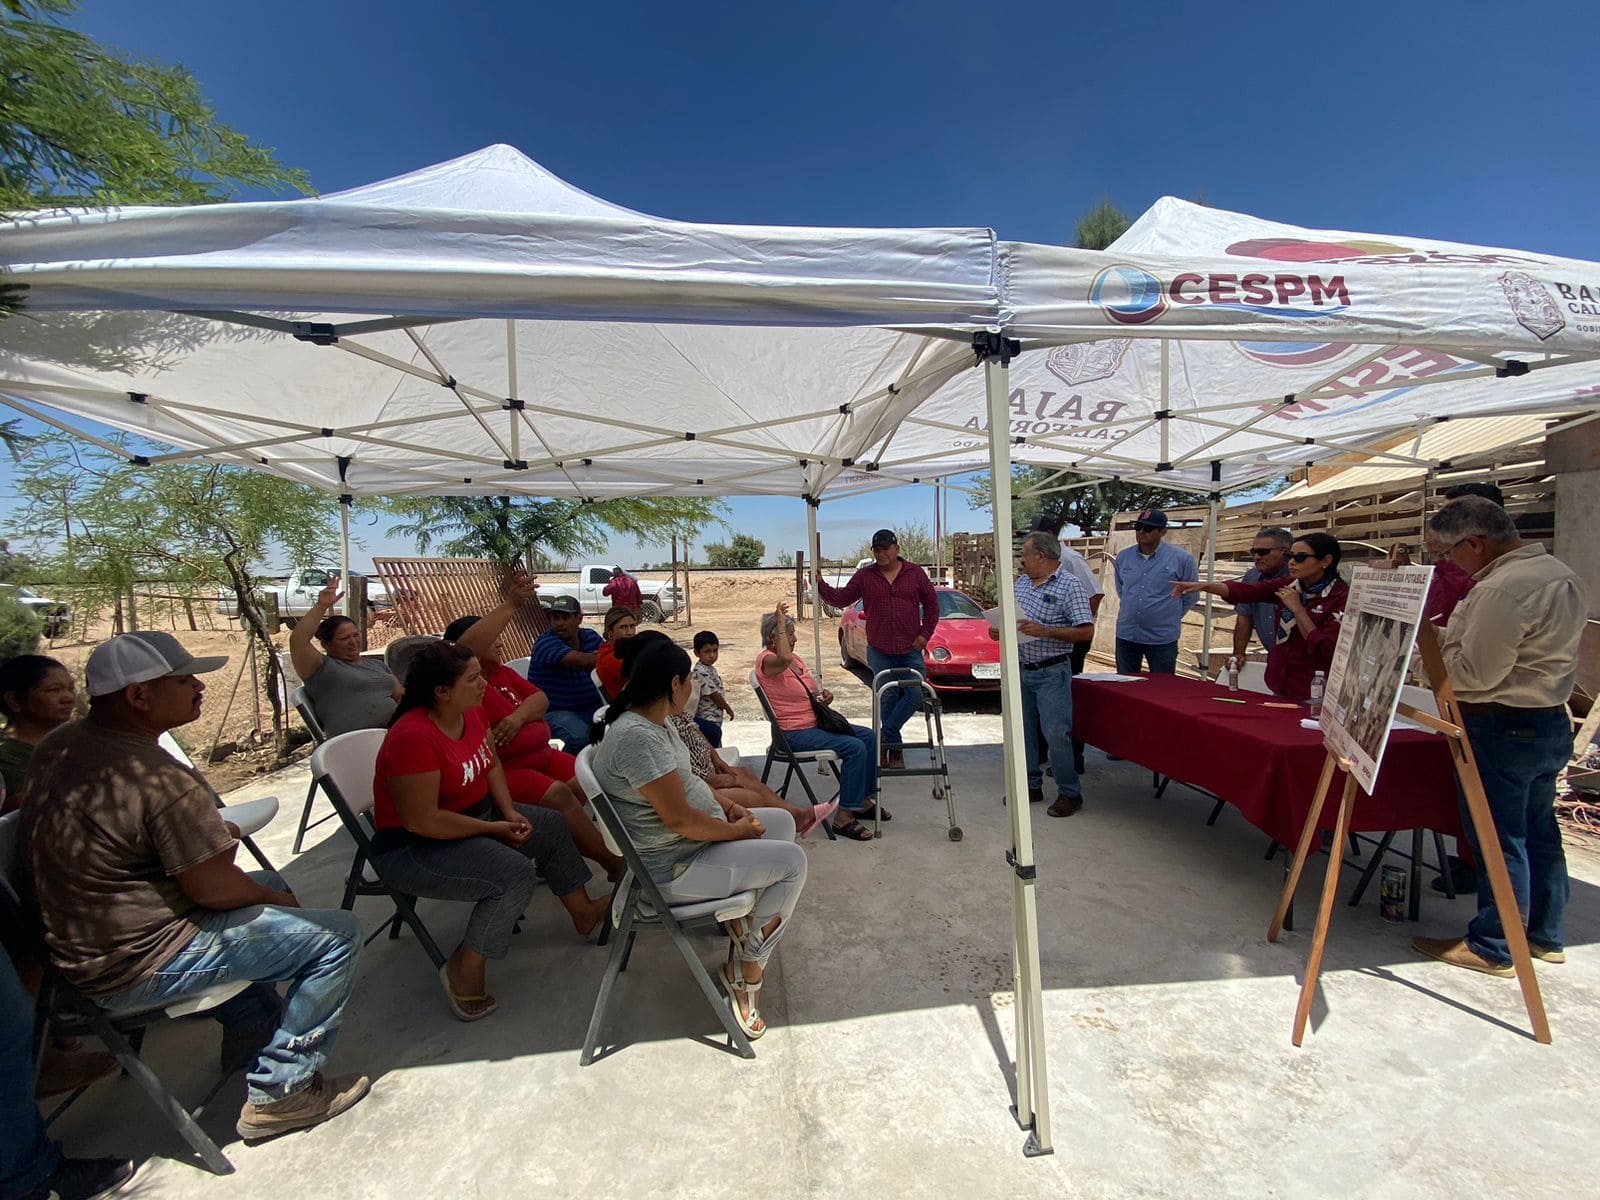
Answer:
[{"xmin": 371, "ymin": 557, "xmax": 549, "ymax": 660}]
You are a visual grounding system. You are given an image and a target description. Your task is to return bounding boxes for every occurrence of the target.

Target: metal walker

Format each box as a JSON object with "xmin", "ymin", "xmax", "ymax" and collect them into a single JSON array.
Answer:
[{"xmin": 870, "ymin": 666, "xmax": 962, "ymax": 841}]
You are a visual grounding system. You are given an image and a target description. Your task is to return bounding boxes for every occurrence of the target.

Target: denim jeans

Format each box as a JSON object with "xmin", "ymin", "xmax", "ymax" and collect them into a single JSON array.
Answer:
[
  {"xmin": 866, "ymin": 647, "xmax": 926, "ymax": 747},
  {"xmin": 544, "ymin": 708, "xmax": 593, "ymax": 753},
  {"xmin": 1458, "ymin": 708, "xmax": 1572, "ymax": 965},
  {"xmin": 1115, "ymin": 638, "xmax": 1179, "ymax": 674},
  {"xmin": 783, "ymin": 724, "xmax": 877, "ymax": 811},
  {"xmin": 2, "ymin": 953, "xmax": 56, "ymax": 1197},
  {"xmin": 99, "ymin": 871, "xmax": 362, "ymax": 1107},
  {"xmin": 1020, "ymin": 660, "xmax": 1080, "ymax": 798}
]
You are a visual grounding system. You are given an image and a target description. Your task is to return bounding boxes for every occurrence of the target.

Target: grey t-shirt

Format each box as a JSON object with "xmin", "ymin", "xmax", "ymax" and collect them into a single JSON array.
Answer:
[
  {"xmin": 591, "ymin": 710, "xmax": 723, "ymax": 882},
  {"xmin": 303, "ymin": 654, "xmax": 397, "ymax": 737}
]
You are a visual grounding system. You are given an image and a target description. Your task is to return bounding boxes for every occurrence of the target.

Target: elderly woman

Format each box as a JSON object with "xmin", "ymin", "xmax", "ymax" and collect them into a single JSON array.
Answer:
[
  {"xmin": 622, "ymin": 632, "xmax": 837, "ymax": 838},
  {"xmin": 591, "ymin": 638, "xmax": 808, "ymax": 1040},
  {"xmin": 1, "ymin": 655, "xmax": 76, "ymax": 809},
  {"xmin": 1174, "ymin": 531, "xmax": 1348, "ymax": 701},
  {"xmin": 445, "ymin": 581, "xmax": 623, "ymax": 880},
  {"xmin": 592, "ymin": 606, "xmax": 638, "ymax": 701},
  {"xmin": 756, "ymin": 600, "xmax": 883, "ymax": 842},
  {"xmin": 290, "ymin": 582, "xmax": 401, "ymax": 736},
  {"xmin": 371, "ymin": 641, "xmax": 610, "ymax": 1022}
]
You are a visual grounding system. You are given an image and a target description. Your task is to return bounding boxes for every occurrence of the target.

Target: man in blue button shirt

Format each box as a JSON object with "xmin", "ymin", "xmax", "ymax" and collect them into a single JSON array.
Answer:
[
  {"xmin": 1231, "ymin": 526, "xmax": 1292, "ymax": 660},
  {"xmin": 1113, "ymin": 508, "xmax": 1197, "ymax": 674}
]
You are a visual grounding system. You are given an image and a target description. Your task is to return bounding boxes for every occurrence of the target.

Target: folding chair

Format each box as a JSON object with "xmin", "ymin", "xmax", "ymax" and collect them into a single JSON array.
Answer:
[
  {"xmin": 309, "ymin": 730, "xmax": 447, "ymax": 970},
  {"xmin": 572, "ymin": 749, "xmax": 758, "ymax": 1063},
  {"xmin": 590, "ymin": 667, "xmax": 610, "ymax": 702},
  {"xmin": 289, "ymin": 685, "xmax": 338, "ymax": 853},
  {"xmin": 748, "ymin": 670, "xmax": 839, "ymax": 841},
  {"xmin": 504, "ymin": 656, "xmax": 531, "ymax": 677},
  {"xmin": 157, "ymin": 731, "xmax": 279, "ymax": 873},
  {"xmin": 0, "ymin": 812, "xmax": 242, "ymax": 1175}
]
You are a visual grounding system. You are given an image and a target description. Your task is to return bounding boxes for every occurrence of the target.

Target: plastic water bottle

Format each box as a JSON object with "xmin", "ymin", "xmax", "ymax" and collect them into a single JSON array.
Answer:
[
  {"xmin": 1308, "ymin": 670, "xmax": 1325, "ymax": 719},
  {"xmin": 1226, "ymin": 657, "xmax": 1240, "ymax": 692}
]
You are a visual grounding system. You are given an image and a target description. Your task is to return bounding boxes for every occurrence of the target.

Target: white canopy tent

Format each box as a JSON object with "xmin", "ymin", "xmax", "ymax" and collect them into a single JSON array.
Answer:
[{"xmin": 6, "ymin": 147, "xmax": 1600, "ymax": 1157}]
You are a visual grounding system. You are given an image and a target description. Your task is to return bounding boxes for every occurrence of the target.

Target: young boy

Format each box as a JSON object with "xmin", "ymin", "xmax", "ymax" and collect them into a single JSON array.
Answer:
[{"xmin": 690, "ymin": 630, "xmax": 733, "ymax": 747}]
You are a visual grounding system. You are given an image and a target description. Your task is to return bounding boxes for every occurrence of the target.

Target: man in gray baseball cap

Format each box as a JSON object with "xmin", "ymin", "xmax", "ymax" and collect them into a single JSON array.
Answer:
[{"xmin": 20, "ymin": 632, "xmax": 371, "ymax": 1142}]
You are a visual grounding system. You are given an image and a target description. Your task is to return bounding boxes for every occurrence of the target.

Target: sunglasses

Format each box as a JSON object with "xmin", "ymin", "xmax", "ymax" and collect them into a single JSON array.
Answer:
[
  {"xmin": 1134, "ymin": 523, "xmax": 1159, "ymax": 533},
  {"xmin": 1248, "ymin": 547, "xmax": 1282, "ymax": 557},
  {"xmin": 1288, "ymin": 552, "xmax": 1318, "ymax": 563}
]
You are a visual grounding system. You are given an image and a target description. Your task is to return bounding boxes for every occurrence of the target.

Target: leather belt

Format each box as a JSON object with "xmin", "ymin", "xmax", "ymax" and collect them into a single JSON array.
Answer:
[
  {"xmin": 1455, "ymin": 701, "xmax": 1567, "ymax": 719},
  {"xmin": 1021, "ymin": 653, "xmax": 1074, "ymax": 672}
]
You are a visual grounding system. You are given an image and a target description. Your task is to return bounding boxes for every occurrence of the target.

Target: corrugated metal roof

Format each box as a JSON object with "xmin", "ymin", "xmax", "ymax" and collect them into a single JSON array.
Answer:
[{"xmin": 1273, "ymin": 414, "xmax": 1557, "ymax": 499}]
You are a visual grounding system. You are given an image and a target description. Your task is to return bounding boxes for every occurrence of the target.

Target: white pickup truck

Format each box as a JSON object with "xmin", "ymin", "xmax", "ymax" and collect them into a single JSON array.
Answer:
[
  {"xmin": 805, "ymin": 559, "xmax": 875, "ymax": 616},
  {"xmin": 215, "ymin": 567, "xmax": 391, "ymax": 619},
  {"xmin": 538, "ymin": 565, "xmax": 683, "ymax": 622}
]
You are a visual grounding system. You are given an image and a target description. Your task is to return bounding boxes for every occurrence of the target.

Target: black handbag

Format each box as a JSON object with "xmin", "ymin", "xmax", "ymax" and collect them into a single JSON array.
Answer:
[{"xmin": 790, "ymin": 665, "xmax": 854, "ymax": 736}]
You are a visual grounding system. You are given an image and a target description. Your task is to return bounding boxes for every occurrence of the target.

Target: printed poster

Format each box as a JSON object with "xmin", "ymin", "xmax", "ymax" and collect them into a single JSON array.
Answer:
[{"xmin": 1320, "ymin": 565, "xmax": 1432, "ymax": 793}]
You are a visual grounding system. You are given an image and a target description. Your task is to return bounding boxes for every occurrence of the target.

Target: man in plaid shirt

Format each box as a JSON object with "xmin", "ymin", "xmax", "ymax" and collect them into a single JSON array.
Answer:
[{"xmin": 993, "ymin": 532, "xmax": 1096, "ymax": 817}]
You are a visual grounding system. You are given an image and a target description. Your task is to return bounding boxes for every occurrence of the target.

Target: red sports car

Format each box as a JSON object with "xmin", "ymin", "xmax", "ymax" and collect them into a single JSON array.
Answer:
[{"xmin": 838, "ymin": 586, "xmax": 1000, "ymax": 691}]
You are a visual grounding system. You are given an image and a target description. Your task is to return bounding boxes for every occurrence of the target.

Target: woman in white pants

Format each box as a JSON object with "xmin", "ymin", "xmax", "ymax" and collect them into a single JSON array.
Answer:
[{"xmin": 589, "ymin": 638, "xmax": 807, "ymax": 1041}]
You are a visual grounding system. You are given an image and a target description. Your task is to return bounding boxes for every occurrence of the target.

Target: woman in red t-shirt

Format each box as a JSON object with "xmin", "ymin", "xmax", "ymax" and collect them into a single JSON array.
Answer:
[
  {"xmin": 370, "ymin": 641, "xmax": 610, "ymax": 1022},
  {"xmin": 446, "ymin": 598, "xmax": 623, "ymax": 880},
  {"xmin": 592, "ymin": 606, "xmax": 637, "ymax": 700}
]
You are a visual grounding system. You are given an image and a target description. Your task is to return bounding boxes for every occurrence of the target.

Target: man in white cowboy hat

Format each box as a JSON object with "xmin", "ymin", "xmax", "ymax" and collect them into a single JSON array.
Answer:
[{"xmin": 19, "ymin": 632, "xmax": 370, "ymax": 1143}]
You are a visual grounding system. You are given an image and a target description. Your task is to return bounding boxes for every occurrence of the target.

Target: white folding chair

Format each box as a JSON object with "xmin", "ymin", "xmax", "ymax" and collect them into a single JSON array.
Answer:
[
  {"xmin": 505, "ymin": 656, "xmax": 531, "ymax": 677},
  {"xmin": 157, "ymin": 731, "xmax": 278, "ymax": 872},
  {"xmin": 289, "ymin": 685, "xmax": 338, "ymax": 853},
  {"xmin": 572, "ymin": 749, "xmax": 758, "ymax": 1063}
]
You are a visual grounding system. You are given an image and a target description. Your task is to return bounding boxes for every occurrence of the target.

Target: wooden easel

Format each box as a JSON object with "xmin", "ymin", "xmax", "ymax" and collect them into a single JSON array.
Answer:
[{"xmin": 1266, "ymin": 621, "xmax": 1551, "ymax": 1046}]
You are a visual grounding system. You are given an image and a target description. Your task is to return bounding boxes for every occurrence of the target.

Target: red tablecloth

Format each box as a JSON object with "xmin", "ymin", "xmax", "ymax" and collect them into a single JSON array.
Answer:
[{"xmin": 1071, "ymin": 674, "xmax": 1462, "ymax": 847}]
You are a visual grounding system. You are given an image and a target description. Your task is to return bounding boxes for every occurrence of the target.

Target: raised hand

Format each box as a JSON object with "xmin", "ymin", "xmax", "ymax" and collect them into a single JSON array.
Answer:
[{"xmin": 316, "ymin": 582, "xmax": 344, "ymax": 610}]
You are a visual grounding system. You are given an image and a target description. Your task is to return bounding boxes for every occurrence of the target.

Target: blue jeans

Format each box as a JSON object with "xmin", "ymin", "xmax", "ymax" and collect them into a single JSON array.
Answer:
[
  {"xmin": 545, "ymin": 708, "xmax": 593, "ymax": 753},
  {"xmin": 866, "ymin": 647, "xmax": 926, "ymax": 747},
  {"xmin": 2, "ymin": 953, "xmax": 56, "ymax": 1197},
  {"xmin": 1020, "ymin": 660, "xmax": 1081, "ymax": 798},
  {"xmin": 693, "ymin": 717, "xmax": 724, "ymax": 748},
  {"xmin": 1458, "ymin": 708, "xmax": 1572, "ymax": 965},
  {"xmin": 99, "ymin": 872, "xmax": 362, "ymax": 1107},
  {"xmin": 1115, "ymin": 638, "xmax": 1179, "ymax": 674},
  {"xmin": 783, "ymin": 724, "xmax": 878, "ymax": 811}
]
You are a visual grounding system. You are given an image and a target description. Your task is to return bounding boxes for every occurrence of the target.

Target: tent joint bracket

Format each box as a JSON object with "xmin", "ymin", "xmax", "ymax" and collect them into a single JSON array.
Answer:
[
  {"xmin": 1004, "ymin": 849, "xmax": 1037, "ymax": 881},
  {"xmin": 972, "ymin": 332, "xmax": 1021, "ymax": 366}
]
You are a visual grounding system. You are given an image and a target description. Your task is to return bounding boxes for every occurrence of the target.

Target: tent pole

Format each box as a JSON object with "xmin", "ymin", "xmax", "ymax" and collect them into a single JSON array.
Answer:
[
  {"xmin": 807, "ymin": 498, "xmax": 825, "ymax": 686},
  {"xmin": 339, "ymin": 498, "xmax": 352, "ymax": 619},
  {"xmin": 980, "ymin": 337, "xmax": 1053, "ymax": 1157},
  {"xmin": 1201, "ymin": 461, "xmax": 1221, "ymax": 677}
]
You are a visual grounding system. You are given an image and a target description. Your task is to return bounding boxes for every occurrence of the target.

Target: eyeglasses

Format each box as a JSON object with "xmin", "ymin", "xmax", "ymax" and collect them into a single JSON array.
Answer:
[
  {"xmin": 1248, "ymin": 547, "xmax": 1282, "ymax": 558},
  {"xmin": 1133, "ymin": 524, "xmax": 1159, "ymax": 533},
  {"xmin": 1288, "ymin": 552, "xmax": 1318, "ymax": 563}
]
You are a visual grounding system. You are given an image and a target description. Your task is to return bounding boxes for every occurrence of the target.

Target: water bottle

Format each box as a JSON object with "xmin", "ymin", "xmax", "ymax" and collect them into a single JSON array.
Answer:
[
  {"xmin": 1308, "ymin": 670, "xmax": 1325, "ymax": 719},
  {"xmin": 1226, "ymin": 657, "xmax": 1240, "ymax": 692}
]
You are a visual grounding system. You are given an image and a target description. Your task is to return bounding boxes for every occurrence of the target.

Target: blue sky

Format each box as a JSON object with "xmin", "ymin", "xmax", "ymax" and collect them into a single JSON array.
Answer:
[{"xmin": 8, "ymin": 0, "xmax": 1600, "ymax": 569}]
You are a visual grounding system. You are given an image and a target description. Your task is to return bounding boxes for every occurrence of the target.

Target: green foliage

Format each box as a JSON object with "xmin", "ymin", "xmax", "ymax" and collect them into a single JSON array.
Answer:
[
  {"xmin": 849, "ymin": 521, "xmax": 942, "ymax": 567},
  {"xmin": 0, "ymin": 589, "xmax": 41, "ymax": 658},
  {"xmin": 385, "ymin": 496, "xmax": 723, "ymax": 564},
  {"xmin": 0, "ymin": 0, "xmax": 311, "ymax": 211},
  {"xmin": 703, "ymin": 533, "xmax": 765, "ymax": 569},
  {"xmin": 967, "ymin": 466, "xmax": 1209, "ymax": 535},
  {"xmin": 1073, "ymin": 198, "xmax": 1132, "ymax": 251},
  {"xmin": 775, "ymin": 550, "xmax": 795, "ymax": 568}
]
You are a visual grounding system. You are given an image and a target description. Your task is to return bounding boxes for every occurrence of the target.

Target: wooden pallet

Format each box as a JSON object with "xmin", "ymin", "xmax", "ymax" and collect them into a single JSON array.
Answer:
[{"xmin": 370, "ymin": 557, "xmax": 549, "ymax": 660}]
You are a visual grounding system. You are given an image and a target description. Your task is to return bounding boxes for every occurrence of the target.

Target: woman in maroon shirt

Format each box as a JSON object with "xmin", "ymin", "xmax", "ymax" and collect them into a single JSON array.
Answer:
[{"xmin": 1174, "ymin": 532, "xmax": 1348, "ymax": 701}]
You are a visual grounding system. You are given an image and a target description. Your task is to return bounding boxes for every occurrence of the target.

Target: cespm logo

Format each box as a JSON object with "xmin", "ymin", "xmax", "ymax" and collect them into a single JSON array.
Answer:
[{"xmin": 1090, "ymin": 263, "xmax": 1351, "ymax": 326}]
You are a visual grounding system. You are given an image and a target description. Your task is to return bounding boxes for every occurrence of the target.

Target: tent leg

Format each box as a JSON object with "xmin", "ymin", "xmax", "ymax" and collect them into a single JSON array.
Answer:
[
  {"xmin": 982, "ymin": 343, "xmax": 1053, "ymax": 1157},
  {"xmin": 339, "ymin": 498, "xmax": 352, "ymax": 619},
  {"xmin": 1201, "ymin": 480, "xmax": 1219, "ymax": 676},
  {"xmin": 807, "ymin": 499, "xmax": 824, "ymax": 687}
]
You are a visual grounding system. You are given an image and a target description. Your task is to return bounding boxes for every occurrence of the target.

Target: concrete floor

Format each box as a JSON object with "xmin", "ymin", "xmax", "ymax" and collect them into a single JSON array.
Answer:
[{"xmin": 46, "ymin": 718, "xmax": 1600, "ymax": 1199}]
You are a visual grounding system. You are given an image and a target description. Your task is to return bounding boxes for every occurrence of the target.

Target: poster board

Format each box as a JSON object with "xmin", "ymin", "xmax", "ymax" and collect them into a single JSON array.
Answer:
[{"xmin": 1320, "ymin": 565, "xmax": 1432, "ymax": 791}]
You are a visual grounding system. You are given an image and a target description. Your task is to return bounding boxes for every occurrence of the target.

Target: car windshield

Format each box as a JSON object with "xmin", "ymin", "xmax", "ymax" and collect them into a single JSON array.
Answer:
[{"xmin": 937, "ymin": 591, "xmax": 984, "ymax": 619}]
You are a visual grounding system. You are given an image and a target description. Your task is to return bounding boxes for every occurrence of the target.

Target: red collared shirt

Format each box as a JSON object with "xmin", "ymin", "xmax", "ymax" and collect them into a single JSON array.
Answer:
[
  {"xmin": 817, "ymin": 559, "xmax": 939, "ymax": 655},
  {"xmin": 1424, "ymin": 559, "xmax": 1475, "ymax": 625},
  {"xmin": 1222, "ymin": 575, "xmax": 1349, "ymax": 701}
]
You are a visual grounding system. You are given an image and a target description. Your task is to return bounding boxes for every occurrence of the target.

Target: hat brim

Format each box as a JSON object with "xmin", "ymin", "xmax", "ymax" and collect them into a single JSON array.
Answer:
[{"xmin": 180, "ymin": 654, "xmax": 230, "ymax": 675}]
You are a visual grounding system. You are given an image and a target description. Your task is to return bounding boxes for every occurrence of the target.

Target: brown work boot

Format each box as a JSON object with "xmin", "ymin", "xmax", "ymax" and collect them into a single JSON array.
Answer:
[
  {"xmin": 880, "ymin": 747, "xmax": 905, "ymax": 769},
  {"xmin": 236, "ymin": 1072, "xmax": 370, "ymax": 1142},
  {"xmin": 1047, "ymin": 793, "xmax": 1083, "ymax": 818},
  {"xmin": 1410, "ymin": 936, "xmax": 1513, "ymax": 978}
]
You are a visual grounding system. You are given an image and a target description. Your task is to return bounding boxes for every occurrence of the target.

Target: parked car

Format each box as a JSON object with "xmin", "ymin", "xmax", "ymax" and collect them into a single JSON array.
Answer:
[
  {"xmin": 838, "ymin": 585, "xmax": 1000, "ymax": 690},
  {"xmin": 538, "ymin": 565, "xmax": 682, "ymax": 622},
  {"xmin": 216, "ymin": 567, "xmax": 392, "ymax": 619},
  {"xmin": 0, "ymin": 584, "xmax": 71, "ymax": 638}
]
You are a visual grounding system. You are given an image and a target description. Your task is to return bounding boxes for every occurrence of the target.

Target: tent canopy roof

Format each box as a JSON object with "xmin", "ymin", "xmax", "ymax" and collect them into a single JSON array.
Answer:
[{"xmin": 3, "ymin": 150, "xmax": 1598, "ymax": 499}]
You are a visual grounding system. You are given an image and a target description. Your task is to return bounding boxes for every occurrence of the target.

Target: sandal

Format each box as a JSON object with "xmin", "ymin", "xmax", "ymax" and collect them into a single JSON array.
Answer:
[
  {"xmin": 856, "ymin": 802, "xmax": 892, "ymax": 823},
  {"xmin": 831, "ymin": 817, "xmax": 875, "ymax": 842},
  {"xmin": 439, "ymin": 963, "xmax": 497, "ymax": 1023},
  {"xmin": 798, "ymin": 799, "xmax": 841, "ymax": 839},
  {"xmin": 718, "ymin": 961, "xmax": 766, "ymax": 1040}
]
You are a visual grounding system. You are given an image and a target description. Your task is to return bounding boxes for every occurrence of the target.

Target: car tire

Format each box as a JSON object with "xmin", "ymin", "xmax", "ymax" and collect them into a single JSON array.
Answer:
[
  {"xmin": 839, "ymin": 633, "xmax": 852, "ymax": 669},
  {"xmin": 640, "ymin": 599, "xmax": 664, "ymax": 623}
]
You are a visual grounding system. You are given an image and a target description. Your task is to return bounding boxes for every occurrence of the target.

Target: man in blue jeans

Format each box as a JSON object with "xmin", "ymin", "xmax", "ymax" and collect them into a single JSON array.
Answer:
[
  {"xmin": 19, "ymin": 632, "xmax": 370, "ymax": 1143},
  {"xmin": 1112, "ymin": 508, "xmax": 1197, "ymax": 674},
  {"xmin": 816, "ymin": 529, "xmax": 939, "ymax": 769},
  {"xmin": 1412, "ymin": 498, "xmax": 1588, "ymax": 976},
  {"xmin": 993, "ymin": 533, "xmax": 1096, "ymax": 817},
  {"xmin": 527, "ymin": 595, "xmax": 605, "ymax": 751}
]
